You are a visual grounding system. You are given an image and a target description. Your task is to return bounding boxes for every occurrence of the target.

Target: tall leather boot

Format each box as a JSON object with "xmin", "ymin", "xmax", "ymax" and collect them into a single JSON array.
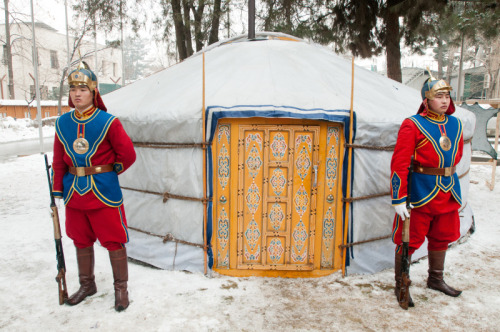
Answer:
[
  {"xmin": 395, "ymin": 252, "xmax": 414, "ymax": 307},
  {"xmin": 67, "ymin": 246, "xmax": 97, "ymax": 305},
  {"xmin": 109, "ymin": 248, "xmax": 129, "ymax": 312},
  {"xmin": 427, "ymin": 250, "xmax": 462, "ymax": 297}
]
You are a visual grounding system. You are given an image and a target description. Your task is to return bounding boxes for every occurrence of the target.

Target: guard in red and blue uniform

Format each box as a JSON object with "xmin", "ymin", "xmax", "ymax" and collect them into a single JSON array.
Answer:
[
  {"xmin": 52, "ymin": 61, "xmax": 136, "ymax": 311},
  {"xmin": 391, "ymin": 73, "xmax": 463, "ymax": 308}
]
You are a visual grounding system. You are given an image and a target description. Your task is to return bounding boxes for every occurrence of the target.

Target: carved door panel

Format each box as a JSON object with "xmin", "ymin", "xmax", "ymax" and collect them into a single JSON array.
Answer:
[
  {"xmin": 213, "ymin": 119, "xmax": 344, "ymax": 277},
  {"xmin": 237, "ymin": 125, "xmax": 319, "ymax": 270}
]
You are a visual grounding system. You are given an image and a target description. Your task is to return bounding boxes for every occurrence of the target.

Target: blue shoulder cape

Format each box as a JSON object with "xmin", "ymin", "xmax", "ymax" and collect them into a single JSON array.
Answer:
[
  {"xmin": 55, "ymin": 109, "xmax": 123, "ymax": 207},
  {"xmin": 407, "ymin": 114, "xmax": 462, "ymax": 207}
]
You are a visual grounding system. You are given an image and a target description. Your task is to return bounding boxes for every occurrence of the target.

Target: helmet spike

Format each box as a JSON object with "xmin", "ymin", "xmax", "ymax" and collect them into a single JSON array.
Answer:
[{"xmin": 426, "ymin": 66, "xmax": 437, "ymax": 81}]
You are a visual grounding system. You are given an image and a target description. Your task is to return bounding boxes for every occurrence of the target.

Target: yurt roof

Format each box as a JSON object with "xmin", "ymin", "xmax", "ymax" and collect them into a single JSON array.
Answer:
[{"xmin": 104, "ymin": 32, "xmax": 466, "ymax": 147}]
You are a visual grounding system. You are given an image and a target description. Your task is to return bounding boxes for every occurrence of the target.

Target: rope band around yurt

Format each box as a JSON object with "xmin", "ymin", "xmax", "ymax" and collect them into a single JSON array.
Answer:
[
  {"xmin": 121, "ymin": 186, "xmax": 212, "ymax": 203},
  {"xmin": 133, "ymin": 142, "xmax": 211, "ymax": 149},
  {"xmin": 126, "ymin": 131, "xmax": 473, "ymax": 255},
  {"xmin": 128, "ymin": 226, "xmax": 204, "ymax": 249}
]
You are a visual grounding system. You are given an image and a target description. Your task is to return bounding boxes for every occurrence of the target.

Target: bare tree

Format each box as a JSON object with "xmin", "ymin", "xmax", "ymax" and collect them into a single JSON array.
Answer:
[
  {"xmin": 3, "ymin": 0, "xmax": 15, "ymax": 99},
  {"xmin": 55, "ymin": 17, "xmax": 94, "ymax": 115}
]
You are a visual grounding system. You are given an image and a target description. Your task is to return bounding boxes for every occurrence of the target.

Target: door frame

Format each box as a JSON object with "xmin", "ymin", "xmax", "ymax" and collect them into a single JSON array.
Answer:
[{"xmin": 211, "ymin": 117, "xmax": 345, "ymax": 278}]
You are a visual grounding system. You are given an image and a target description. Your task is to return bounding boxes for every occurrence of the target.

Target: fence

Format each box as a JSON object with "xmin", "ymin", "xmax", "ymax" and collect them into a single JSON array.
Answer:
[{"xmin": 0, "ymin": 101, "xmax": 70, "ymax": 119}]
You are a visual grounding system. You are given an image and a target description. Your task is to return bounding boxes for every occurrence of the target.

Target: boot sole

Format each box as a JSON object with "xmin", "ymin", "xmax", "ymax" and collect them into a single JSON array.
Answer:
[{"xmin": 427, "ymin": 285, "xmax": 462, "ymax": 297}]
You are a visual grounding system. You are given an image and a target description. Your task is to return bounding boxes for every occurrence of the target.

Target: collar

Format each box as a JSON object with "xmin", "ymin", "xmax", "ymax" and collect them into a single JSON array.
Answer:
[
  {"xmin": 75, "ymin": 105, "xmax": 97, "ymax": 120},
  {"xmin": 425, "ymin": 108, "xmax": 445, "ymax": 121}
]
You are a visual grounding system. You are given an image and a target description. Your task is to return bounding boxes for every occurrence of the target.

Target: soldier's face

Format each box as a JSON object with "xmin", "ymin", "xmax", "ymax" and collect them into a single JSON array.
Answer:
[
  {"xmin": 427, "ymin": 92, "xmax": 450, "ymax": 115},
  {"xmin": 70, "ymin": 85, "xmax": 93, "ymax": 111}
]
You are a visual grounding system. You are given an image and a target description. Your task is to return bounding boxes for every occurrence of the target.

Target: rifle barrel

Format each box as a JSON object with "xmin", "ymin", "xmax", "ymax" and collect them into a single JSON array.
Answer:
[
  {"xmin": 44, "ymin": 154, "xmax": 69, "ymax": 305},
  {"xmin": 44, "ymin": 154, "xmax": 55, "ymax": 206}
]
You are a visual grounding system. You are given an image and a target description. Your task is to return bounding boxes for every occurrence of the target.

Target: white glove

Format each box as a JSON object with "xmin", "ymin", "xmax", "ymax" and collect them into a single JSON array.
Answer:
[{"xmin": 394, "ymin": 204, "xmax": 410, "ymax": 220}]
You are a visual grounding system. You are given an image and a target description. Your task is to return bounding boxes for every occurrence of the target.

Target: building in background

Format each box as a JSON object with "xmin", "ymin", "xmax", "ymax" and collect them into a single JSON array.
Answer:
[
  {"xmin": 0, "ymin": 99, "xmax": 70, "ymax": 119},
  {"xmin": 449, "ymin": 66, "xmax": 492, "ymax": 101},
  {"xmin": 0, "ymin": 22, "xmax": 122, "ymax": 102}
]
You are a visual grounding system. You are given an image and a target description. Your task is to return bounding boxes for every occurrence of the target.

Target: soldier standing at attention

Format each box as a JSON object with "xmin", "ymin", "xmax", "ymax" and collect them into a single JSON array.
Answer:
[
  {"xmin": 391, "ymin": 72, "xmax": 463, "ymax": 307},
  {"xmin": 52, "ymin": 61, "xmax": 136, "ymax": 311}
]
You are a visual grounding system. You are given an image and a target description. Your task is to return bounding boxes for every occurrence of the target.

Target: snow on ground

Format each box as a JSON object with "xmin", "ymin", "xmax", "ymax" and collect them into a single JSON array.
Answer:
[
  {"xmin": 0, "ymin": 138, "xmax": 499, "ymax": 331},
  {"xmin": 0, "ymin": 117, "xmax": 55, "ymax": 143}
]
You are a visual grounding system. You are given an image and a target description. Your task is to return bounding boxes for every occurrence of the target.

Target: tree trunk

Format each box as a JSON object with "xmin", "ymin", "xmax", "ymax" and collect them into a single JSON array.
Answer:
[
  {"xmin": 57, "ymin": 67, "xmax": 68, "ymax": 116},
  {"xmin": 192, "ymin": 0, "xmax": 205, "ymax": 51},
  {"xmin": 436, "ymin": 30, "xmax": 443, "ymax": 79},
  {"xmin": 284, "ymin": 0, "xmax": 292, "ymax": 34},
  {"xmin": 182, "ymin": 0, "xmax": 194, "ymax": 57},
  {"xmin": 446, "ymin": 47, "xmax": 456, "ymax": 83},
  {"xmin": 488, "ymin": 70, "xmax": 498, "ymax": 100},
  {"xmin": 225, "ymin": 0, "xmax": 230, "ymax": 38},
  {"xmin": 171, "ymin": 0, "xmax": 188, "ymax": 60},
  {"xmin": 264, "ymin": 0, "xmax": 274, "ymax": 31},
  {"xmin": 3, "ymin": 0, "xmax": 15, "ymax": 99},
  {"xmin": 486, "ymin": 40, "xmax": 500, "ymax": 99},
  {"xmin": 384, "ymin": 1, "xmax": 402, "ymax": 83},
  {"xmin": 208, "ymin": 0, "xmax": 222, "ymax": 45}
]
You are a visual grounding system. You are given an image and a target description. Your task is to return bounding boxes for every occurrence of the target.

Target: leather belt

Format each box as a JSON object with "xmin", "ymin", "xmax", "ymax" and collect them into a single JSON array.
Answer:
[
  {"xmin": 69, "ymin": 164, "xmax": 114, "ymax": 177},
  {"xmin": 413, "ymin": 164, "xmax": 456, "ymax": 177}
]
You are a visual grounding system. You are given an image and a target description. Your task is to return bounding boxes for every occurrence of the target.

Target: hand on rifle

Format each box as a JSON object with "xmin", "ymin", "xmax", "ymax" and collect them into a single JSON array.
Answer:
[{"xmin": 395, "ymin": 204, "xmax": 413, "ymax": 221}]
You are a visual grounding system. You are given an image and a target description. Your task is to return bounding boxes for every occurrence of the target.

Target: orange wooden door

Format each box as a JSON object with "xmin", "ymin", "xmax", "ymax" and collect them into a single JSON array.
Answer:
[
  {"xmin": 237, "ymin": 124, "xmax": 319, "ymax": 270},
  {"xmin": 213, "ymin": 118, "xmax": 344, "ymax": 277}
]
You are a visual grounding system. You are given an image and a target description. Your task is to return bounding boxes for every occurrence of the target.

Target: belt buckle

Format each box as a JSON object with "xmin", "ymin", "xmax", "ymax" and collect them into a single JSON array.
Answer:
[
  {"xmin": 444, "ymin": 167, "xmax": 451, "ymax": 177},
  {"xmin": 76, "ymin": 167, "xmax": 85, "ymax": 177},
  {"xmin": 95, "ymin": 166, "xmax": 102, "ymax": 173}
]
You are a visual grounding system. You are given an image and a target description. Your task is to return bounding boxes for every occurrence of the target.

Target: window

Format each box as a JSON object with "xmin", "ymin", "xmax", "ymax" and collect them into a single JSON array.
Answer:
[
  {"xmin": 113, "ymin": 62, "xmax": 117, "ymax": 76},
  {"xmin": 30, "ymin": 85, "xmax": 48, "ymax": 99},
  {"xmin": 41, "ymin": 86, "xmax": 48, "ymax": 99},
  {"xmin": 50, "ymin": 50, "xmax": 59, "ymax": 69},
  {"xmin": 51, "ymin": 86, "xmax": 59, "ymax": 99}
]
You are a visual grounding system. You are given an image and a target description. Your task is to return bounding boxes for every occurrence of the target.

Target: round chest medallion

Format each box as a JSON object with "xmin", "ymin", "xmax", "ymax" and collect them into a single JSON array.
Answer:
[
  {"xmin": 73, "ymin": 137, "xmax": 89, "ymax": 154},
  {"xmin": 439, "ymin": 136, "xmax": 451, "ymax": 151}
]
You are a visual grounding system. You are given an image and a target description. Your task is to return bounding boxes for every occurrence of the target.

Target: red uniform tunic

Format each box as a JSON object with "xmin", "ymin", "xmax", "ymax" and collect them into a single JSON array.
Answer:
[
  {"xmin": 52, "ymin": 106, "xmax": 136, "ymax": 250},
  {"xmin": 391, "ymin": 110, "xmax": 463, "ymax": 255}
]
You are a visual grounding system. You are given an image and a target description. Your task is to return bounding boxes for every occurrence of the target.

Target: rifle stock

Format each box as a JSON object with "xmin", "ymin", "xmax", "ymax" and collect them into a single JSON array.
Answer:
[
  {"xmin": 44, "ymin": 154, "xmax": 69, "ymax": 305},
  {"xmin": 398, "ymin": 157, "xmax": 414, "ymax": 310}
]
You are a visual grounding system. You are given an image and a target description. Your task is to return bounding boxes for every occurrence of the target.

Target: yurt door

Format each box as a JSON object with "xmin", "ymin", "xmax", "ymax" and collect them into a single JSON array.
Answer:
[{"xmin": 213, "ymin": 118, "xmax": 344, "ymax": 277}]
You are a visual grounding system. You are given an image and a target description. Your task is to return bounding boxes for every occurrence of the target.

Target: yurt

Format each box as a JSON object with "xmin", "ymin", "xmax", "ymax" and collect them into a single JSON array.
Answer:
[{"xmin": 103, "ymin": 32, "xmax": 476, "ymax": 276}]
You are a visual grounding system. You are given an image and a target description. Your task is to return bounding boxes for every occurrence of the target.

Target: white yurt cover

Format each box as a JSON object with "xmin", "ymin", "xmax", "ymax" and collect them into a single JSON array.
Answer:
[{"xmin": 103, "ymin": 32, "xmax": 476, "ymax": 274}]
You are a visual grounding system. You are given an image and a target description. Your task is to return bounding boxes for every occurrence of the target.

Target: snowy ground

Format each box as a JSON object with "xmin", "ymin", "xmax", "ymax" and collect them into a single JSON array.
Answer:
[
  {"xmin": 0, "ymin": 120, "xmax": 499, "ymax": 331},
  {"xmin": 0, "ymin": 117, "xmax": 55, "ymax": 143}
]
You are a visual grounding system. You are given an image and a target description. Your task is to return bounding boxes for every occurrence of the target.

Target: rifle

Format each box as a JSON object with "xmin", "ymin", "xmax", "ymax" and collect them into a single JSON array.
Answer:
[
  {"xmin": 44, "ymin": 154, "xmax": 69, "ymax": 305},
  {"xmin": 398, "ymin": 156, "xmax": 414, "ymax": 310}
]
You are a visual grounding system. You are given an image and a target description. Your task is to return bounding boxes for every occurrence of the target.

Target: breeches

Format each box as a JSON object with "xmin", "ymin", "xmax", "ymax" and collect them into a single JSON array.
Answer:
[
  {"xmin": 65, "ymin": 204, "xmax": 129, "ymax": 251},
  {"xmin": 392, "ymin": 208, "xmax": 460, "ymax": 255}
]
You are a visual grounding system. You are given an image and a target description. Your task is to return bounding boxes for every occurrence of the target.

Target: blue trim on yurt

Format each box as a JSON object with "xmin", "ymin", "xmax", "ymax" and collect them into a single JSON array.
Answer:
[
  {"xmin": 204, "ymin": 104, "xmax": 355, "ymax": 270},
  {"xmin": 340, "ymin": 112, "xmax": 357, "ymax": 267},
  {"xmin": 207, "ymin": 105, "xmax": 352, "ymax": 141},
  {"xmin": 206, "ymin": 144, "xmax": 214, "ymax": 269}
]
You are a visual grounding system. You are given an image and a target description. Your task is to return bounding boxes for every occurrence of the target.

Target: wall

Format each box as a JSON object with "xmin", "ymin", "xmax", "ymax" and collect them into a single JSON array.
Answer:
[{"xmin": 0, "ymin": 22, "xmax": 122, "ymax": 101}]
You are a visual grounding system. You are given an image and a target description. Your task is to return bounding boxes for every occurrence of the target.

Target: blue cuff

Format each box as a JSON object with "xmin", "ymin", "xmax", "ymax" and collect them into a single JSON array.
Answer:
[
  {"xmin": 113, "ymin": 162, "xmax": 124, "ymax": 174},
  {"xmin": 392, "ymin": 197, "xmax": 406, "ymax": 206}
]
